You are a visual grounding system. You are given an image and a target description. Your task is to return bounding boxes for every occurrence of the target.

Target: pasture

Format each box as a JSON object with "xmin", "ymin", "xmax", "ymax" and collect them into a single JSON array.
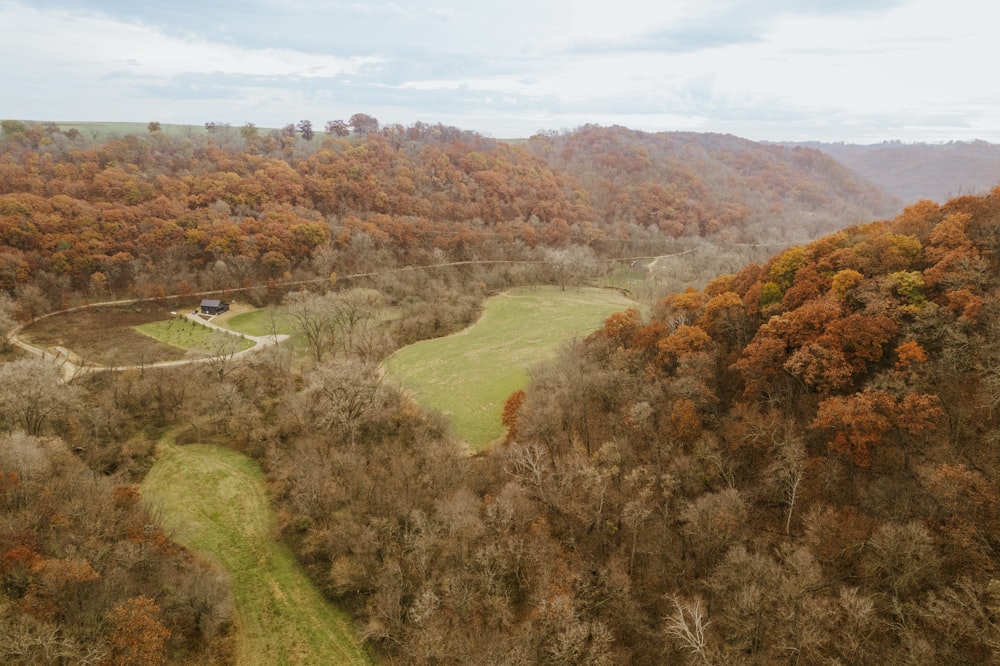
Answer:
[
  {"xmin": 141, "ymin": 441, "xmax": 370, "ymax": 666},
  {"xmin": 384, "ymin": 286, "xmax": 637, "ymax": 450}
]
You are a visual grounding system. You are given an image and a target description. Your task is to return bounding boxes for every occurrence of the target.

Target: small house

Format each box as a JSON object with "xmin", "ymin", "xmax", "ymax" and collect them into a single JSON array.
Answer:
[{"xmin": 200, "ymin": 299, "xmax": 229, "ymax": 315}]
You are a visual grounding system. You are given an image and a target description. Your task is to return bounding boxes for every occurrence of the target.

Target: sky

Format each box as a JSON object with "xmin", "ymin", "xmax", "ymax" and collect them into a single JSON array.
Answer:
[{"xmin": 2, "ymin": 0, "xmax": 997, "ymax": 143}]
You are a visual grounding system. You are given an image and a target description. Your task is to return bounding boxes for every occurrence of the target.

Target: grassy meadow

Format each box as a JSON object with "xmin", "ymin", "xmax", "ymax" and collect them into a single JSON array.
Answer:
[
  {"xmin": 141, "ymin": 441, "xmax": 370, "ymax": 666},
  {"xmin": 225, "ymin": 307, "xmax": 295, "ymax": 337},
  {"xmin": 136, "ymin": 318, "xmax": 255, "ymax": 354},
  {"xmin": 385, "ymin": 286, "xmax": 637, "ymax": 450},
  {"xmin": 224, "ymin": 306, "xmax": 314, "ymax": 357}
]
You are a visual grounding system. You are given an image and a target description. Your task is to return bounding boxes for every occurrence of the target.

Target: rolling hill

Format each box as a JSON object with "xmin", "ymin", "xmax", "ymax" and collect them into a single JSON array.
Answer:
[{"xmin": 799, "ymin": 139, "xmax": 1000, "ymax": 203}]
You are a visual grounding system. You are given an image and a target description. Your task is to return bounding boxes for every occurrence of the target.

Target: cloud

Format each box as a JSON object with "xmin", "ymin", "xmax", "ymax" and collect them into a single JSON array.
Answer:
[
  {"xmin": 3, "ymin": 2, "xmax": 380, "ymax": 77},
  {"xmin": 18, "ymin": 0, "xmax": 533, "ymax": 58},
  {"xmin": 3, "ymin": 0, "xmax": 998, "ymax": 143},
  {"xmin": 0, "ymin": 0, "xmax": 385, "ymax": 122},
  {"xmin": 576, "ymin": 0, "xmax": 908, "ymax": 54}
]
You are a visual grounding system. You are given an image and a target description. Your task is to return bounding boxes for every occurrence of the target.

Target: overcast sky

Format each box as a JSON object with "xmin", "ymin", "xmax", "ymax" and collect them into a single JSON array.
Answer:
[{"xmin": 2, "ymin": 0, "xmax": 996, "ymax": 143}]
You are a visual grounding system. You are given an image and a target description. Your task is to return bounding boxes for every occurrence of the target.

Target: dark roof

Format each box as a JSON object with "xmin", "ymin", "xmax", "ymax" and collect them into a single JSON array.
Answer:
[{"xmin": 201, "ymin": 299, "xmax": 223, "ymax": 308}]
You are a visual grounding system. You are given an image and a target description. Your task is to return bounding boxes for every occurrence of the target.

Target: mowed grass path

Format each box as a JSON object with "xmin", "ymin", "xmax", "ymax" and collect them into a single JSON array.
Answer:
[
  {"xmin": 141, "ymin": 442, "xmax": 370, "ymax": 666},
  {"xmin": 385, "ymin": 286, "xmax": 636, "ymax": 450}
]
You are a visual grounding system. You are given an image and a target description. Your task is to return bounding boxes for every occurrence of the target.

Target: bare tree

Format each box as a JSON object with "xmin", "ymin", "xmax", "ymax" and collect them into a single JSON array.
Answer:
[
  {"xmin": 680, "ymin": 488, "xmax": 747, "ymax": 574},
  {"xmin": 0, "ymin": 358, "xmax": 79, "ymax": 435},
  {"xmin": 664, "ymin": 596, "xmax": 712, "ymax": 664},
  {"xmin": 622, "ymin": 466, "xmax": 656, "ymax": 574},
  {"xmin": 14, "ymin": 283, "xmax": 49, "ymax": 322},
  {"xmin": 305, "ymin": 358, "xmax": 384, "ymax": 450},
  {"xmin": 203, "ymin": 330, "xmax": 245, "ymax": 381},
  {"xmin": 325, "ymin": 119, "xmax": 350, "ymax": 136},
  {"xmin": 862, "ymin": 521, "xmax": 940, "ymax": 598},
  {"xmin": 332, "ymin": 287, "xmax": 384, "ymax": 357},
  {"xmin": 0, "ymin": 292, "xmax": 17, "ymax": 350},
  {"xmin": 545, "ymin": 245, "xmax": 600, "ymax": 291},
  {"xmin": 285, "ymin": 290, "xmax": 338, "ymax": 363},
  {"xmin": 769, "ymin": 434, "xmax": 807, "ymax": 535},
  {"xmin": 505, "ymin": 442, "xmax": 550, "ymax": 505},
  {"xmin": 1, "ymin": 622, "xmax": 107, "ymax": 665}
]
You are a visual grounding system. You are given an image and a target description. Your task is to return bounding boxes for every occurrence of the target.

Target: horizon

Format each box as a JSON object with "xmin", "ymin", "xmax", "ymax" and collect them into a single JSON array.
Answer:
[
  {"xmin": 3, "ymin": 0, "xmax": 998, "ymax": 145},
  {"xmin": 8, "ymin": 118, "xmax": 999, "ymax": 148}
]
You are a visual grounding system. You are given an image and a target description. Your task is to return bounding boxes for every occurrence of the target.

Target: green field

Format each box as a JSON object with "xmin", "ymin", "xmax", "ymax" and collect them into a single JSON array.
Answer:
[
  {"xmin": 225, "ymin": 307, "xmax": 313, "ymax": 357},
  {"xmin": 141, "ymin": 442, "xmax": 370, "ymax": 666},
  {"xmin": 384, "ymin": 286, "xmax": 636, "ymax": 450},
  {"xmin": 225, "ymin": 308, "xmax": 295, "ymax": 337},
  {"xmin": 602, "ymin": 261, "xmax": 650, "ymax": 292},
  {"xmin": 136, "ymin": 318, "xmax": 254, "ymax": 354},
  {"xmin": 44, "ymin": 121, "xmax": 211, "ymax": 140}
]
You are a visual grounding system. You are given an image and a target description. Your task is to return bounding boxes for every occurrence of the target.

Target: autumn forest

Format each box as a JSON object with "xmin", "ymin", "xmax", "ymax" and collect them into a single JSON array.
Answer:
[{"xmin": 1, "ymin": 118, "xmax": 999, "ymax": 664}]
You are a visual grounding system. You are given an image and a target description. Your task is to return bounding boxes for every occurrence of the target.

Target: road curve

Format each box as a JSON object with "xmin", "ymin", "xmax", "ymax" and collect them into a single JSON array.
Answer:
[{"xmin": 9, "ymin": 312, "xmax": 288, "ymax": 383}]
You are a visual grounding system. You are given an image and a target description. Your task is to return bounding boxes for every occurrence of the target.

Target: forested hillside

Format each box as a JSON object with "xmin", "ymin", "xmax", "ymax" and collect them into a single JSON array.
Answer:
[
  {"xmin": 252, "ymin": 190, "xmax": 1000, "ymax": 663},
  {"xmin": 530, "ymin": 125, "xmax": 895, "ymax": 241},
  {"xmin": 802, "ymin": 139, "xmax": 1000, "ymax": 203},
  {"xmin": 0, "ymin": 394, "xmax": 234, "ymax": 664},
  {"xmin": 0, "ymin": 120, "xmax": 894, "ymax": 311}
]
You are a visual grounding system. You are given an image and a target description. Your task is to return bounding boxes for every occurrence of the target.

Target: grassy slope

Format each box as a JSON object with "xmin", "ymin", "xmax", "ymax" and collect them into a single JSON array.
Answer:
[
  {"xmin": 385, "ymin": 286, "xmax": 636, "ymax": 450},
  {"xmin": 141, "ymin": 442, "xmax": 370, "ymax": 666}
]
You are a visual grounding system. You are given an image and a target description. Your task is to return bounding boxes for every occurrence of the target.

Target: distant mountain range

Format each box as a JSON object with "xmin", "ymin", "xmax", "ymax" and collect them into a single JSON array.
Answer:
[{"xmin": 792, "ymin": 140, "xmax": 1000, "ymax": 204}]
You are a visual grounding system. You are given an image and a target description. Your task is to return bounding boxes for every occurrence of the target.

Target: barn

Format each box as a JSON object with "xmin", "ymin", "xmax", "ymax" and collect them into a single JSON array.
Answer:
[{"xmin": 200, "ymin": 299, "xmax": 229, "ymax": 315}]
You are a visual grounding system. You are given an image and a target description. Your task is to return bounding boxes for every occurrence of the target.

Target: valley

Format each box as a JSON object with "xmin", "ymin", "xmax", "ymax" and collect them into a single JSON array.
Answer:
[{"xmin": 2, "ymin": 119, "xmax": 999, "ymax": 664}]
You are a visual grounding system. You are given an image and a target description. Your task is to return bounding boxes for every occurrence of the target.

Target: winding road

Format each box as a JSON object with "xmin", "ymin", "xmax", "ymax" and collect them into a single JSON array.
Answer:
[
  {"xmin": 9, "ymin": 311, "xmax": 287, "ymax": 382},
  {"xmin": 7, "ymin": 247, "xmax": 739, "ymax": 382}
]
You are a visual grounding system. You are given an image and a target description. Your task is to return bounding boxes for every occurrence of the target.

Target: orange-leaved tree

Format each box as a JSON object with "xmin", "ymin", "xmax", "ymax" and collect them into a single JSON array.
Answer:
[
  {"xmin": 501, "ymin": 389, "xmax": 527, "ymax": 443},
  {"xmin": 811, "ymin": 390, "xmax": 941, "ymax": 467},
  {"xmin": 107, "ymin": 595, "xmax": 170, "ymax": 666}
]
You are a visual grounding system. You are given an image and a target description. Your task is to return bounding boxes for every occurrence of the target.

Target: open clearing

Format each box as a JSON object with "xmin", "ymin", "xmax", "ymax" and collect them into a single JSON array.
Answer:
[
  {"xmin": 225, "ymin": 307, "xmax": 311, "ymax": 355},
  {"xmin": 226, "ymin": 307, "xmax": 296, "ymax": 337},
  {"xmin": 141, "ymin": 441, "xmax": 370, "ymax": 666},
  {"xmin": 137, "ymin": 318, "xmax": 255, "ymax": 354},
  {"xmin": 20, "ymin": 300, "xmax": 267, "ymax": 367},
  {"xmin": 20, "ymin": 302, "xmax": 192, "ymax": 365},
  {"xmin": 384, "ymin": 286, "xmax": 636, "ymax": 450}
]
